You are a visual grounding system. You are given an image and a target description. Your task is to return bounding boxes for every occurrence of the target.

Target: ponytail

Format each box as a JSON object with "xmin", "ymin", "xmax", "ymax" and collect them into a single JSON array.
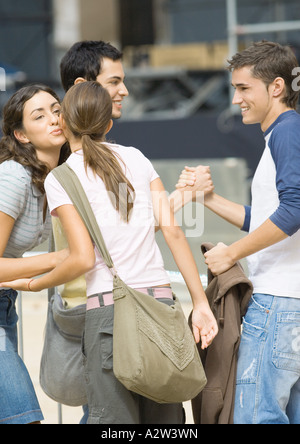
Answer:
[
  {"xmin": 82, "ymin": 134, "xmax": 135, "ymax": 222},
  {"xmin": 61, "ymin": 81, "xmax": 135, "ymax": 222}
]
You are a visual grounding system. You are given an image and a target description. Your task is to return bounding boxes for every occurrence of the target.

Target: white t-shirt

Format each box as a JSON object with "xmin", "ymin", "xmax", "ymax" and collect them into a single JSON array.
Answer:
[
  {"xmin": 246, "ymin": 111, "xmax": 300, "ymax": 299},
  {"xmin": 45, "ymin": 144, "xmax": 170, "ymax": 296}
]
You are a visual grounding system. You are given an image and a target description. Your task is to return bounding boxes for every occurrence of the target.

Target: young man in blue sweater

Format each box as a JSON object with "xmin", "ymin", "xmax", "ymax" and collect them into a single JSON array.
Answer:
[{"xmin": 178, "ymin": 41, "xmax": 300, "ymax": 424}]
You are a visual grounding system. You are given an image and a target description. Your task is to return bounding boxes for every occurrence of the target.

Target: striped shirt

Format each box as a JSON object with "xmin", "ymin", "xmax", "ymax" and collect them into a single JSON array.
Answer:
[{"xmin": 0, "ymin": 160, "xmax": 51, "ymax": 258}]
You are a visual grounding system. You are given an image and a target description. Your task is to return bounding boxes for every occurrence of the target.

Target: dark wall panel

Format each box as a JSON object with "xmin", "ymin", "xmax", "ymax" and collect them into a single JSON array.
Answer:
[
  {"xmin": 110, "ymin": 113, "xmax": 264, "ymax": 177},
  {"xmin": 0, "ymin": 0, "xmax": 53, "ymax": 82}
]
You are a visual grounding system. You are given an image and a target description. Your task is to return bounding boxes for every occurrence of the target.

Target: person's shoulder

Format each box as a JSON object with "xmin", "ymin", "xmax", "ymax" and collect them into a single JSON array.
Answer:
[
  {"xmin": 107, "ymin": 142, "xmax": 146, "ymax": 160},
  {"xmin": 0, "ymin": 160, "xmax": 30, "ymax": 184},
  {"xmin": 268, "ymin": 111, "xmax": 300, "ymax": 165},
  {"xmin": 0, "ymin": 159, "xmax": 27, "ymax": 173},
  {"xmin": 273, "ymin": 110, "xmax": 300, "ymax": 136},
  {"xmin": 269, "ymin": 111, "xmax": 300, "ymax": 149}
]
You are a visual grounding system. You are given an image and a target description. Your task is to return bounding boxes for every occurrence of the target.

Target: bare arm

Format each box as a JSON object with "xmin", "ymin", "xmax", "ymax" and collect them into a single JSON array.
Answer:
[
  {"xmin": 0, "ymin": 205, "xmax": 95, "ymax": 292},
  {"xmin": 204, "ymin": 193, "xmax": 246, "ymax": 229},
  {"xmin": 176, "ymin": 166, "xmax": 245, "ymax": 228},
  {"xmin": 177, "ymin": 167, "xmax": 288, "ymax": 275},
  {"xmin": 0, "ymin": 211, "xmax": 67, "ymax": 281},
  {"xmin": 205, "ymin": 219, "xmax": 287, "ymax": 275},
  {"xmin": 28, "ymin": 205, "xmax": 95, "ymax": 291},
  {"xmin": 151, "ymin": 178, "xmax": 218, "ymax": 348}
]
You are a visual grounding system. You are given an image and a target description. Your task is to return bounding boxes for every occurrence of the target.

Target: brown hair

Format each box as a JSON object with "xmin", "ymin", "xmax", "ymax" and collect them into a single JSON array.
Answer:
[
  {"xmin": 228, "ymin": 41, "xmax": 300, "ymax": 109},
  {"xmin": 61, "ymin": 81, "xmax": 135, "ymax": 222},
  {"xmin": 0, "ymin": 84, "xmax": 70, "ymax": 194}
]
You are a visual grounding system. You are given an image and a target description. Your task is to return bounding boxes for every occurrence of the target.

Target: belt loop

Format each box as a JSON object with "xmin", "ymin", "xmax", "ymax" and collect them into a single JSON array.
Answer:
[
  {"xmin": 147, "ymin": 288, "xmax": 155, "ymax": 297},
  {"xmin": 98, "ymin": 293, "xmax": 104, "ymax": 307}
]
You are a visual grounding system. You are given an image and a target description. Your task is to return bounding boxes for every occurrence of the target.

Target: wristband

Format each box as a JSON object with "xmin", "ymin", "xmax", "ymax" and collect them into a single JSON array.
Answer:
[{"xmin": 28, "ymin": 279, "xmax": 35, "ymax": 292}]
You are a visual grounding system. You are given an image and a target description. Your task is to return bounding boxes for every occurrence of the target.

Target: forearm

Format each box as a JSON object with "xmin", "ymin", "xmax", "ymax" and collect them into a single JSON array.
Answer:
[
  {"xmin": 153, "ymin": 178, "xmax": 208, "ymax": 305},
  {"xmin": 0, "ymin": 252, "xmax": 61, "ymax": 282},
  {"xmin": 163, "ymin": 227, "xmax": 208, "ymax": 307},
  {"xmin": 156, "ymin": 189, "xmax": 194, "ymax": 233},
  {"xmin": 204, "ymin": 192, "xmax": 246, "ymax": 229},
  {"xmin": 171, "ymin": 186, "xmax": 246, "ymax": 229},
  {"xmin": 28, "ymin": 252, "xmax": 95, "ymax": 292},
  {"xmin": 169, "ymin": 189, "xmax": 194, "ymax": 214},
  {"xmin": 29, "ymin": 205, "xmax": 96, "ymax": 292},
  {"xmin": 228, "ymin": 218, "xmax": 288, "ymax": 262}
]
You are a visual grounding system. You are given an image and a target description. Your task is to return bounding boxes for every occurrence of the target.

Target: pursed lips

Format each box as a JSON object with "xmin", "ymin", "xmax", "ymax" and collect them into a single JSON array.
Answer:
[{"xmin": 50, "ymin": 128, "xmax": 63, "ymax": 136}]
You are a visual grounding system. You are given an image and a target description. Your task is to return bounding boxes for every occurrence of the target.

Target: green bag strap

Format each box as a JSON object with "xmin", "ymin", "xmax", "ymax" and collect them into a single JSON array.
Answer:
[{"xmin": 51, "ymin": 163, "xmax": 116, "ymax": 274}]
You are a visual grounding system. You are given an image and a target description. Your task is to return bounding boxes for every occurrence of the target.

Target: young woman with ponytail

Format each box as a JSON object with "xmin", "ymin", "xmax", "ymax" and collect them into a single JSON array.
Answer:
[
  {"xmin": 2, "ymin": 81, "xmax": 218, "ymax": 424},
  {"xmin": 0, "ymin": 84, "xmax": 69, "ymax": 424}
]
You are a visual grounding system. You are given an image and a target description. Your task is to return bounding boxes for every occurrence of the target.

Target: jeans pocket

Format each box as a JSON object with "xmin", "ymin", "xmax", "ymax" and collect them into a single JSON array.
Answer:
[
  {"xmin": 236, "ymin": 295, "xmax": 273, "ymax": 385},
  {"xmin": 236, "ymin": 319, "xmax": 263, "ymax": 384},
  {"xmin": 244, "ymin": 294, "xmax": 273, "ymax": 332},
  {"xmin": 272, "ymin": 312, "xmax": 300, "ymax": 376},
  {"xmin": 99, "ymin": 326, "xmax": 113, "ymax": 370}
]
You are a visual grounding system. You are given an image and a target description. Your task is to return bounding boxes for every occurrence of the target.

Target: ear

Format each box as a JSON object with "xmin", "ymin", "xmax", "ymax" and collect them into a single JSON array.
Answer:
[
  {"xmin": 271, "ymin": 77, "xmax": 285, "ymax": 98},
  {"xmin": 14, "ymin": 129, "xmax": 30, "ymax": 144},
  {"xmin": 105, "ymin": 119, "xmax": 113, "ymax": 135},
  {"xmin": 74, "ymin": 77, "xmax": 87, "ymax": 86}
]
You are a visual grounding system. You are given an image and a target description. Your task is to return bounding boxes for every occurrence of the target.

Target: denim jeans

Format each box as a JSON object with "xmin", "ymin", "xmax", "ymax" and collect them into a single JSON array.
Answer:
[
  {"xmin": 0, "ymin": 290, "xmax": 43, "ymax": 424},
  {"xmin": 234, "ymin": 293, "xmax": 300, "ymax": 424}
]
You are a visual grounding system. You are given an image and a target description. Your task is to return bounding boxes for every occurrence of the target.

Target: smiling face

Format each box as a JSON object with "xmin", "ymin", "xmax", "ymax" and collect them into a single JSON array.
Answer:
[
  {"xmin": 231, "ymin": 66, "xmax": 275, "ymax": 131},
  {"xmin": 96, "ymin": 57, "xmax": 129, "ymax": 119},
  {"xmin": 231, "ymin": 66, "xmax": 290, "ymax": 132}
]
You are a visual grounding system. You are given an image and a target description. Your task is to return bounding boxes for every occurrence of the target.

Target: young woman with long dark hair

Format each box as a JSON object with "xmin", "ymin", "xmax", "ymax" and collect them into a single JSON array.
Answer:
[{"xmin": 0, "ymin": 84, "xmax": 69, "ymax": 424}]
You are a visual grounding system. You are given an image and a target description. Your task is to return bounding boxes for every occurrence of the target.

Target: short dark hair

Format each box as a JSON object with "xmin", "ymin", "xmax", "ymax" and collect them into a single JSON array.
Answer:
[
  {"xmin": 228, "ymin": 40, "xmax": 300, "ymax": 109},
  {"xmin": 60, "ymin": 40, "xmax": 123, "ymax": 92}
]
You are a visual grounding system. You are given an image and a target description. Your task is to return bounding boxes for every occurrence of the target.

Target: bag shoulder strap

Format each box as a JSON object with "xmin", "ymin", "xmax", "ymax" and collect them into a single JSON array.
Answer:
[{"xmin": 51, "ymin": 163, "xmax": 116, "ymax": 273}]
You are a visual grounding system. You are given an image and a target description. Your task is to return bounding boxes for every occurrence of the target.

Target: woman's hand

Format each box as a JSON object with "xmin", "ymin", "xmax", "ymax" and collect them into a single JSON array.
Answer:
[
  {"xmin": 176, "ymin": 165, "xmax": 214, "ymax": 197},
  {"xmin": 191, "ymin": 302, "xmax": 218, "ymax": 349}
]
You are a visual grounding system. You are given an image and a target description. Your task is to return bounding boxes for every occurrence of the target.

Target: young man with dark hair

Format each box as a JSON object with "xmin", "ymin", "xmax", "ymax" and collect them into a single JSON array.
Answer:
[
  {"xmin": 60, "ymin": 40, "xmax": 213, "ymax": 211},
  {"xmin": 60, "ymin": 41, "xmax": 129, "ymax": 119},
  {"xmin": 178, "ymin": 41, "xmax": 300, "ymax": 424}
]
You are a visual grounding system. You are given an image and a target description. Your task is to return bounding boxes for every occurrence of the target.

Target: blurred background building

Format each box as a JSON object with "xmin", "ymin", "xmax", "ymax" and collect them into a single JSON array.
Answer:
[{"xmin": 1, "ymin": 0, "xmax": 300, "ymax": 271}]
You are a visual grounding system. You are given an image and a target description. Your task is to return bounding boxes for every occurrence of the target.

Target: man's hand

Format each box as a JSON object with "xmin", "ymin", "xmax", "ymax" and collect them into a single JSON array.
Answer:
[
  {"xmin": 176, "ymin": 166, "xmax": 214, "ymax": 198},
  {"xmin": 204, "ymin": 242, "xmax": 235, "ymax": 275}
]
